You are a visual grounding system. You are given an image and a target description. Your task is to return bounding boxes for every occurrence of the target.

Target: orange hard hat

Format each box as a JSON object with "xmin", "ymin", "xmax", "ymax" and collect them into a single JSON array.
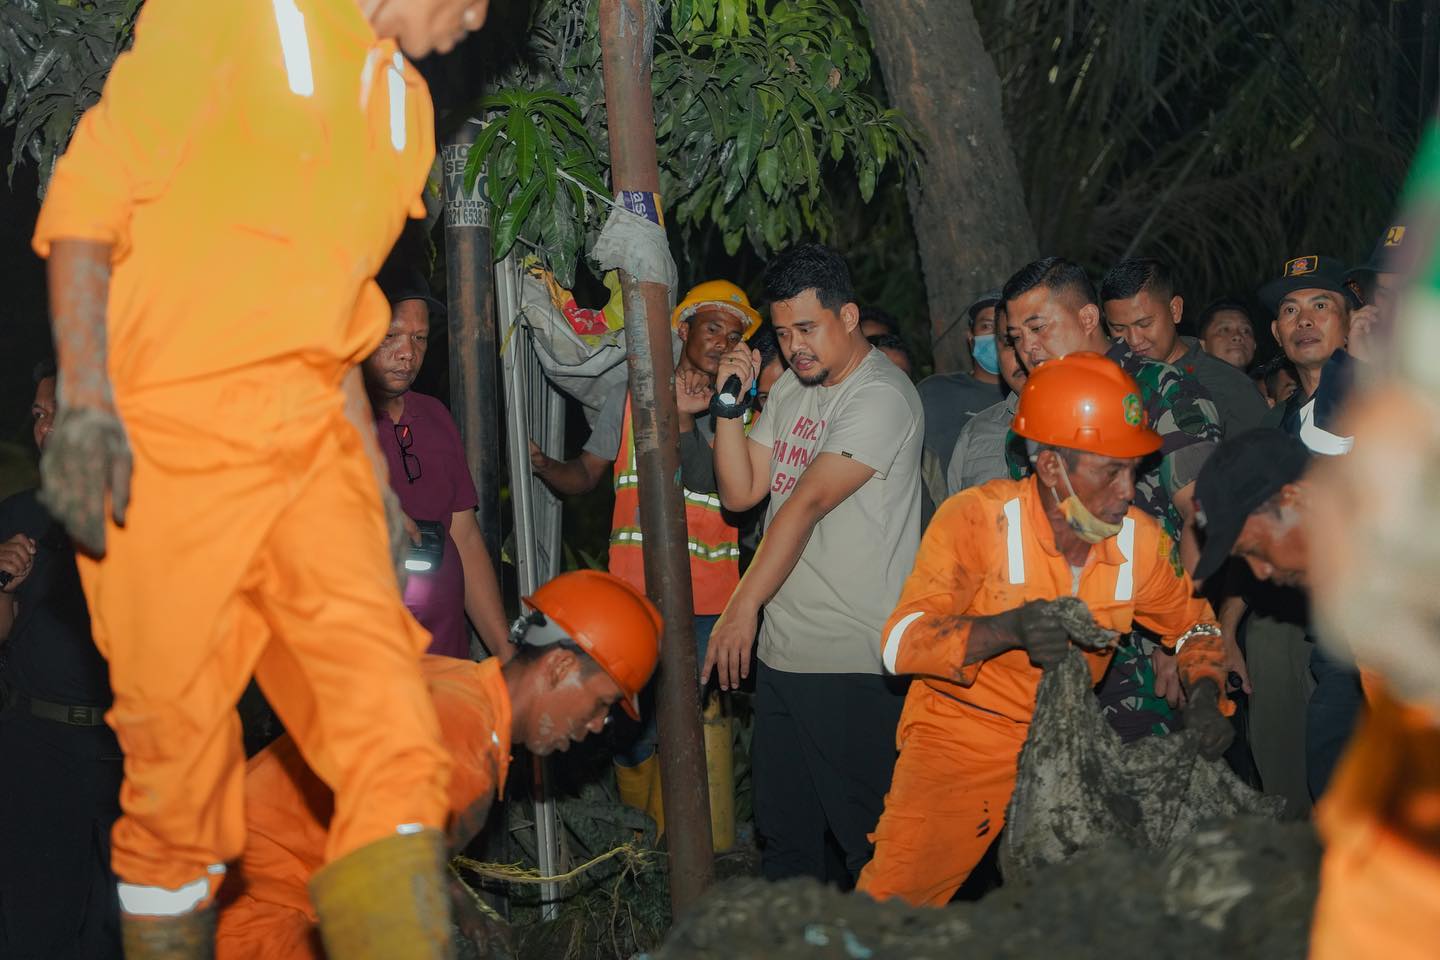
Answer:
[
  {"xmin": 670, "ymin": 279, "xmax": 763, "ymax": 339},
  {"xmin": 1011, "ymin": 352, "xmax": 1161, "ymax": 458},
  {"xmin": 521, "ymin": 570, "xmax": 662, "ymax": 720}
]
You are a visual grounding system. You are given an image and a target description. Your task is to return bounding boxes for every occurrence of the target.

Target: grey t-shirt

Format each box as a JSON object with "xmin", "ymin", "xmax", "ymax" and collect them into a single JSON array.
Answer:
[
  {"xmin": 746, "ymin": 348, "xmax": 924, "ymax": 674},
  {"xmin": 915, "ymin": 371, "xmax": 1005, "ymax": 516},
  {"xmin": 945, "ymin": 392, "xmax": 1019, "ymax": 496},
  {"xmin": 584, "ymin": 380, "xmax": 718, "ymax": 492},
  {"xmin": 1175, "ymin": 337, "xmax": 1267, "ymax": 438}
]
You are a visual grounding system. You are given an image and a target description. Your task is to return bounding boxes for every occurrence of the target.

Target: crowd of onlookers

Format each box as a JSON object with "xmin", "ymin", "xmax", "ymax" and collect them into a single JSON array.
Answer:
[{"xmin": 0, "ymin": 220, "xmax": 1405, "ymax": 953}]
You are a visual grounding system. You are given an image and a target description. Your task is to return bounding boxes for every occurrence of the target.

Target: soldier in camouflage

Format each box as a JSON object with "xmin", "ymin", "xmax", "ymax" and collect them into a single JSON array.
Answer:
[{"xmin": 1000, "ymin": 258, "xmax": 1221, "ymax": 741}]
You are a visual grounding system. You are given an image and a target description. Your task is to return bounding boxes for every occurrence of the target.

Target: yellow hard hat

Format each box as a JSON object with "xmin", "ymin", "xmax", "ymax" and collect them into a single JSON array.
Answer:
[{"xmin": 670, "ymin": 280, "xmax": 763, "ymax": 339}]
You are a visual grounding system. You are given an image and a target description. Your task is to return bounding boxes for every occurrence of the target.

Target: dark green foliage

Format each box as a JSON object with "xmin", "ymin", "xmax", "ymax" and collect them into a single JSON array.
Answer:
[{"xmin": 0, "ymin": 0, "xmax": 140, "ymax": 192}]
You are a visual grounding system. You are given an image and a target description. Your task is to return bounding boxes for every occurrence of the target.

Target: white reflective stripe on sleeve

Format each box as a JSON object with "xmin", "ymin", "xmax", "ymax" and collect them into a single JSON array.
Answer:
[
  {"xmin": 882, "ymin": 612, "xmax": 924, "ymax": 674},
  {"xmin": 117, "ymin": 867, "xmax": 222, "ymax": 917},
  {"xmin": 272, "ymin": 0, "xmax": 315, "ymax": 97},
  {"xmin": 1174, "ymin": 633, "xmax": 1188, "ymax": 653},
  {"xmin": 396, "ymin": 822, "xmax": 424, "ymax": 836},
  {"xmin": 1003, "ymin": 498, "xmax": 1025, "ymax": 585},
  {"xmin": 1114, "ymin": 516, "xmax": 1135, "ymax": 602},
  {"xmin": 388, "ymin": 52, "xmax": 408, "ymax": 151}
]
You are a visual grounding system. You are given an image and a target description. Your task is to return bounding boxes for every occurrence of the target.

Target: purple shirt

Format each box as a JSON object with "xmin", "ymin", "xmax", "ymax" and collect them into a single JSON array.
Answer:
[{"xmin": 375, "ymin": 391, "xmax": 479, "ymax": 658}]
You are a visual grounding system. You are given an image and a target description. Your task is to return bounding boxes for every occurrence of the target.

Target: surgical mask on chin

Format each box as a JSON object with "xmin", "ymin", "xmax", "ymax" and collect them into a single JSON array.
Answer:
[
  {"xmin": 1050, "ymin": 458, "xmax": 1123, "ymax": 544},
  {"xmin": 971, "ymin": 334, "xmax": 1000, "ymax": 375}
]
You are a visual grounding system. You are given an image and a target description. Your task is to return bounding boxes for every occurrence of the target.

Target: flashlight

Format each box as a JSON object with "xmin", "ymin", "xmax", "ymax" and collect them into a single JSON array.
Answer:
[{"xmin": 404, "ymin": 520, "xmax": 445, "ymax": 573}]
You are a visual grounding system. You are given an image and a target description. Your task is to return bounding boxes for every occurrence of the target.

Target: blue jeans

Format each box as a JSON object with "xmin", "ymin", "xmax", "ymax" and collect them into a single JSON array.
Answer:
[{"xmin": 615, "ymin": 614, "xmax": 717, "ymax": 767}]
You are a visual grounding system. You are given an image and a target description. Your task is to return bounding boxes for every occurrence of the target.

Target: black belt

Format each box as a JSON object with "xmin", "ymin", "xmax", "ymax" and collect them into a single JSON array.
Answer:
[{"xmin": 22, "ymin": 694, "xmax": 108, "ymax": 726}]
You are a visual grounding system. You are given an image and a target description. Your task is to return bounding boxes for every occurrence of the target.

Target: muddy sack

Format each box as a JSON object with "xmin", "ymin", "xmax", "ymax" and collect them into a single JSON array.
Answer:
[{"xmin": 1001, "ymin": 649, "xmax": 1282, "ymax": 879}]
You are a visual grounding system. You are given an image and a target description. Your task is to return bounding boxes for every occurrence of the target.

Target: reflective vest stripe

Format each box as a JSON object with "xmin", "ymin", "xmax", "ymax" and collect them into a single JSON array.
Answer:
[
  {"xmin": 271, "ymin": 0, "xmax": 315, "ymax": 97},
  {"xmin": 387, "ymin": 52, "xmax": 407, "ymax": 151},
  {"xmin": 882, "ymin": 611, "xmax": 923, "ymax": 674},
  {"xmin": 1114, "ymin": 516, "xmax": 1135, "ymax": 602},
  {"xmin": 1003, "ymin": 498, "xmax": 1025, "ymax": 585},
  {"xmin": 609, "ymin": 526, "xmax": 740, "ymax": 564}
]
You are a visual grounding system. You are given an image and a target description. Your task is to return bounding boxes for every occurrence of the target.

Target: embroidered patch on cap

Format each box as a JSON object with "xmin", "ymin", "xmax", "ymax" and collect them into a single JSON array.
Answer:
[
  {"xmin": 1284, "ymin": 256, "xmax": 1318, "ymax": 277},
  {"xmin": 1122, "ymin": 393, "xmax": 1142, "ymax": 427},
  {"xmin": 1384, "ymin": 225, "xmax": 1406, "ymax": 247}
]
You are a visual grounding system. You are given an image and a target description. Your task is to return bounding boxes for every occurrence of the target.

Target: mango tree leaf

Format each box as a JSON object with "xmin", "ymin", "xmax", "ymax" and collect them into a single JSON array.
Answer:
[
  {"xmin": 493, "ymin": 176, "xmax": 543, "ymax": 260},
  {"xmin": 757, "ymin": 147, "xmax": 780, "ymax": 199}
]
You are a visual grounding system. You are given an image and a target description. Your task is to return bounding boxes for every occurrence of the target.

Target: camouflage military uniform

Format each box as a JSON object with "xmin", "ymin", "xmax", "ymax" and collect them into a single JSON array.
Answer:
[{"xmin": 1008, "ymin": 342, "xmax": 1221, "ymax": 740}]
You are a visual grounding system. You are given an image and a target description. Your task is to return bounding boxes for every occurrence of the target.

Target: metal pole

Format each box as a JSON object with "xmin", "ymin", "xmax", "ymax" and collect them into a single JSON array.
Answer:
[
  {"xmin": 442, "ymin": 119, "xmax": 504, "ymax": 564},
  {"xmin": 441, "ymin": 118, "xmax": 513, "ymax": 922},
  {"xmin": 597, "ymin": 0, "xmax": 715, "ymax": 913}
]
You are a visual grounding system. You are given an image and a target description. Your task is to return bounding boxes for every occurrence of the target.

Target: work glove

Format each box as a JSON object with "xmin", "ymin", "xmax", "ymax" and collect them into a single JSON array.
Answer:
[
  {"xmin": 1182, "ymin": 678, "xmax": 1234, "ymax": 761},
  {"xmin": 1008, "ymin": 599, "xmax": 1071, "ymax": 668},
  {"xmin": 38, "ymin": 406, "xmax": 132, "ymax": 556},
  {"xmin": 380, "ymin": 483, "xmax": 411, "ymax": 592}
]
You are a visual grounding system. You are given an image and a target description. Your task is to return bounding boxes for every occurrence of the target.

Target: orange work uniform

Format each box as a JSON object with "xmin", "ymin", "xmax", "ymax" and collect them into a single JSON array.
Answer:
[
  {"xmin": 31, "ymin": 0, "xmax": 450, "ymax": 910},
  {"xmin": 1310, "ymin": 687, "xmax": 1440, "ymax": 958},
  {"xmin": 856, "ymin": 477, "xmax": 1228, "ymax": 906},
  {"xmin": 216, "ymin": 655, "xmax": 512, "ymax": 960}
]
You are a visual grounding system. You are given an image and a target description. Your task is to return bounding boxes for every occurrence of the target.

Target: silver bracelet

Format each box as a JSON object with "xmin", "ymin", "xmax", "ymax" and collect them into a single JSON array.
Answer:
[{"xmin": 1174, "ymin": 622, "xmax": 1222, "ymax": 653}]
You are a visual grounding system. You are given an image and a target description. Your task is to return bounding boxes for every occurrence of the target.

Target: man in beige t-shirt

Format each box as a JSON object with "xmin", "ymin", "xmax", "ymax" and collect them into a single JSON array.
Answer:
[{"xmin": 706, "ymin": 243, "xmax": 922, "ymax": 884}]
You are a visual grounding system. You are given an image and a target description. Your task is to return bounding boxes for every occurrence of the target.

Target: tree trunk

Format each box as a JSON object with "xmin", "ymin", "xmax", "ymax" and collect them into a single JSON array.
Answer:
[{"xmin": 860, "ymin": 0, "xmax": 1037, "ymax": 373}]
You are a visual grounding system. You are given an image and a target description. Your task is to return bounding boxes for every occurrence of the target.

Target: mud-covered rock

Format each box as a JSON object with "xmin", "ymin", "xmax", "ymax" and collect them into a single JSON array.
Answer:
[{"xmin": 654, "ymin": 818, "xmax": 1320, "ymax": 960}]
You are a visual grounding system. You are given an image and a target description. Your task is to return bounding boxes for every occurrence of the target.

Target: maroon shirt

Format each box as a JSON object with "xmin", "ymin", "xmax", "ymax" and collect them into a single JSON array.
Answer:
[{"xmin": 374, "ymin": 391, "xmax": 479, "ymax": 658}]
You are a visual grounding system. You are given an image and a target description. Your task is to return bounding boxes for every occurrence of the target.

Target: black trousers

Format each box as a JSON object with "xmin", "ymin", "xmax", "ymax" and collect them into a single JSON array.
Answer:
[
  {"xmin": 0, "ymin": 706, "xmax": 124, "ymax": 960},
  {"xmin": 751, "ymin": 661, "xmax": 907, "ymax": 885},
  {"xmin": 1307, "ymin": 643, "xmax": 1365, "ymax": 800}
]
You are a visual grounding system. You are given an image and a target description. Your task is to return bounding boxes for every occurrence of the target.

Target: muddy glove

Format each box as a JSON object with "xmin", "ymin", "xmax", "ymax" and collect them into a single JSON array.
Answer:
[
  {"xmin": 1182, "ymin": 678, "xmax": 1234, "ymax": 760},
  {"xmin": 38, "ymin": 406, "xmax": 132, "ymax": 556},
  {"xmin": 1005, "ymin": 600, "xmax": 1071, "ymax": 668}
]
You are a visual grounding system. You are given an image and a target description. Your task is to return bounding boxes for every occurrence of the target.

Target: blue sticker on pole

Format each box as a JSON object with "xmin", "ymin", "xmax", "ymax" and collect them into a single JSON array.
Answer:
[{"xmin": 619, "ymin": 190, "xmax": 665, "ymax": 228}]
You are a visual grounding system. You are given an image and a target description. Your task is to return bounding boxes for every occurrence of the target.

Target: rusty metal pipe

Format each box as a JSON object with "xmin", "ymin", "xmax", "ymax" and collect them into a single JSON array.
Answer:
[{"xmin": 598, "ymin": 0, "xmax": 715, "ymax": 914}]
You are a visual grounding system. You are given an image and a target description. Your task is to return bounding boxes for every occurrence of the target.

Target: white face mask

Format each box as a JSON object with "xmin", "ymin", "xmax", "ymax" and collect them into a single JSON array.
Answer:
[{"xmin": 1051, "ymin": 457, "xmax": 1123, "ymax": 544}]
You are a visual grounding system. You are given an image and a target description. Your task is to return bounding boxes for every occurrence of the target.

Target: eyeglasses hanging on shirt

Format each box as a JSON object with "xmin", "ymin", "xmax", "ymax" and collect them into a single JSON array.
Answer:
[{"xmin": 394, "ymin": 422, "xmax": 421, "ymax": 483}]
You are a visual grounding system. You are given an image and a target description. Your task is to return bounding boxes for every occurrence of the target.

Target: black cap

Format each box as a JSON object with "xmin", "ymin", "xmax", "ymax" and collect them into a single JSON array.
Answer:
[
  {"xmin": 1192, "ymin": 428, "xmax": 1310, "ymax": 581},
  {"xmin": 967, "ymin": 290, "xmax": 1003, "ymax": 325},
  {"xmin": 376, "ymin": 257, "xmax": 446, "ymax": 318},
  {"xmin": 1257, "ymin": 255, "xmax": 1357, "ymax": 314},
  {"xmin": 1345, "ymin": 224, "xmax": 1409, "ymax": 284}
]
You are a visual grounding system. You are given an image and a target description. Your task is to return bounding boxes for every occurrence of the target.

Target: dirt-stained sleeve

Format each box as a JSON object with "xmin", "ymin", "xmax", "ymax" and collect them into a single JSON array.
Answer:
[
  {"xmin": 1131, "ymin": 528, "xmax": 1233, "ymax": 713},
  {"xmin": 879, "ymin": 491, "xmax": 986, "ymax": 684},
  {"xmin": 33, "ymin": 0, "xmax": 238, "ymax": 259}
]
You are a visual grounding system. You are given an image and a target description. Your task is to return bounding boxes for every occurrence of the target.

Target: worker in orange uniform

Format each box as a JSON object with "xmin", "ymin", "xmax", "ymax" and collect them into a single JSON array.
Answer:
[
  {"xmin": 31, "ymin": 1, "xmax": 491, "ymax": 957},
  {"xmin": 1186, "ymin": 419, "xmax": 1440, "ymax": 957},
  {"xmin": 529, "ymin": 280, "xmax": 762, "ymax": 829},
  {"xmin": 214, "ymin": 571, "xmax": 661, "ymax": 960},
  {"xmin": 856, "ymin": 353, "xmax": 1234, "ymax": 907}
]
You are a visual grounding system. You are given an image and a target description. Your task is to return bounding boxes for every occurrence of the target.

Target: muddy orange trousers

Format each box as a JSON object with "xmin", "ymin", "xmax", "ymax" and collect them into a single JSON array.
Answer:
[
  {"xmin": 856, "ymin": 682, "xmax": 1027, "ymax": 906},
  {"xmin": 81, "ymin": 367, "xmax": 450, "ymax": 906}
]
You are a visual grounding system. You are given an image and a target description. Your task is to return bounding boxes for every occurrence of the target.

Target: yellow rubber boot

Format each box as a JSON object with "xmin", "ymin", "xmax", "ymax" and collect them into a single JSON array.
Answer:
[
  {"xmin": 704, "ymin": 694, "xmax": 736, "ymax": 853},
  {"xmin": 644, "ymin": 755, "xmax": 666, "ymax": 838},
  {"xmin": 121, "ymin": 907, "xmax": 215, "ymax": 959},
  {"xmin": 615, "ymin": 758, "xmax": 653, "ymax": 814},
  {"xmin": 309, "ymin": 828, "xmax": 454, "ymax": 960}
]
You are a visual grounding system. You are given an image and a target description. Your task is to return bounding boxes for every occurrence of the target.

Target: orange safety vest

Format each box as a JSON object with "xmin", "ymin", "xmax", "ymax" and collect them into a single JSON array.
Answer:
[{"xmin": 608, "ymin": 396, "xmax": 739, "ymax": 616}]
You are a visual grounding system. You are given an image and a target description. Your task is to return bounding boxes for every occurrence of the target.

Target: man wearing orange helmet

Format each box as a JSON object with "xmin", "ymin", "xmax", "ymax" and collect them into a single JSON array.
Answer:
[
  {"xmin": 855, "ymin": 354, "xmax": 1232, "ymax": 907},
  {"xmin": 529, "ymin": 280, "xmax": 761, "ymax": 823},
  {"xmin": 214, "ymin": 570, "xmax": 661, "ymax": 960}
]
